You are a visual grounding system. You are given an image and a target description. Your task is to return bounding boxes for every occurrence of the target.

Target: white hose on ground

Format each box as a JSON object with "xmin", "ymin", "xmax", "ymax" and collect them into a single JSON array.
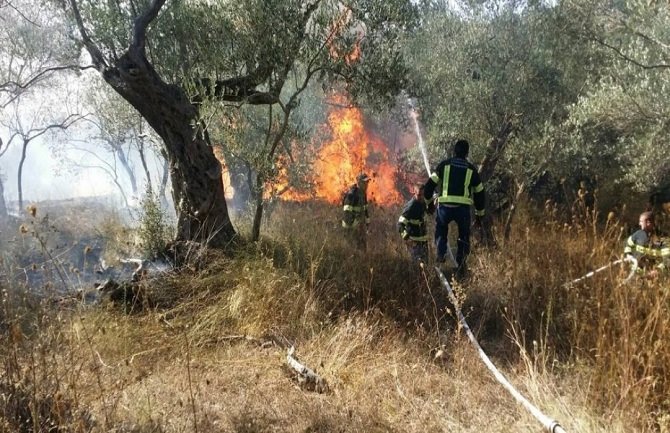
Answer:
[
  {"xmin": 563, "ymin": 256, "xmax": 638, "ymax": 287},
  {"xmin": 435, "ymin": 267, "xmax": 567, "ymax": 433}
]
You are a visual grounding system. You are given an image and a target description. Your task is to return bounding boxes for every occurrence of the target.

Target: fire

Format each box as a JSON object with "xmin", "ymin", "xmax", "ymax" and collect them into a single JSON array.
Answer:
[
  {"xmin": 265, "ymin": 152, "xmax": 312, "ymax": 202},
  {"xmin": 213, "ymin": 147, "xmax": 234, "ymax": 200},
  {"xmin": 327, "ymin": 9, "xmax": 362, "ymax": 65},
  {"xmin": 267, "ymin": 93, "xmax": 403, "ymax": 206},
  {"xmin": 313, "ymin": 94, "xmax": 402, "ymax": 206}
]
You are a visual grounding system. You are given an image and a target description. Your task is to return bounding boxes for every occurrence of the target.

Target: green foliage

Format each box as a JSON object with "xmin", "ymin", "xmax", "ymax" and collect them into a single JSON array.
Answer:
[
  {"xmin": 138, "ymin": 189, "xmax": 172, "ymax": 259},
  {"xmin": 0, "ymin": 0, "xmax": 78, "ymax": 105},
  {"xmin": 559, "ymin": 0, "xmax": 670, "ymax": 194},
  {"xmin": 406, "ymin": 2, "xmax": 587, "ymax": 155}
]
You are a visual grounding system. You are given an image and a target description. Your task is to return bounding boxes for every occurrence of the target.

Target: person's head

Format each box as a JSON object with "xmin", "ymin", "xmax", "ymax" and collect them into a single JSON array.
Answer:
[
  {"xmin": 413, "ymin": 183, "xmax": 424, "ymax": 200},
  {"xmin": 453, "ymin": 139, "xmax": 469, "ymax": 158},
  {"xmin": 639, "ymin": 211, "xmax": 655, "ymax": 233},
  {"xmin": 356, "ymin": 172, "xmax": 371, "ymax": 189}
]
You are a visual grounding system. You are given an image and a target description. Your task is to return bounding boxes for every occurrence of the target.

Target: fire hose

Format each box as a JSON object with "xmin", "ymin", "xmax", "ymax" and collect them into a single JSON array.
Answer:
[
  {"xmin": 435, "ymin": 267, "xmax": 567, "ymax": 433},
  {"xmin": 563, "ymin": 256, "xmax": 638, "ymax": 287}
]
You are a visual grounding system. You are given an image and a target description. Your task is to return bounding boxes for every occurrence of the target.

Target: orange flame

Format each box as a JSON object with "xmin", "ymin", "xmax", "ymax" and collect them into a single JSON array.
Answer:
[
  {"xmin": 213, "ymin": 147, "xmax": 234, "ymax": 201},
  {"xmin": 265, "ymin": 152, "xmax": 312, "ymax": 202},
  {"xmin": 313, "ymin": 95, "xmax": 401, "ymax": 205},
  {"xmin": 268, "ymin": 94, "xmax": 399, "ymax": 206}
]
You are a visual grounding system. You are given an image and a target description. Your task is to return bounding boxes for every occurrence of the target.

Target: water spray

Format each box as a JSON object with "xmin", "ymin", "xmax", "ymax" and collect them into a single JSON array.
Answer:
[{"xmin": 408, "ymin": 101, "xmax": 432, "ymax": 177}]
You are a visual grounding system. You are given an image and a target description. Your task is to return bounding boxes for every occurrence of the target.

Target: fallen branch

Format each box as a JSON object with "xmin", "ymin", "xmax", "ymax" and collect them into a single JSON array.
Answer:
[{"xmin": 286, "ymin": 346, "xmax": 328, "ymax": 393}]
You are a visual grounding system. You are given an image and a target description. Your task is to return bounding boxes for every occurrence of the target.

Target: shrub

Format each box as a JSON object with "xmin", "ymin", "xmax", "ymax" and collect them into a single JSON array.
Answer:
[{"xmin": 137, "ymin": 189, "xmax": 173, "ymax": 259}]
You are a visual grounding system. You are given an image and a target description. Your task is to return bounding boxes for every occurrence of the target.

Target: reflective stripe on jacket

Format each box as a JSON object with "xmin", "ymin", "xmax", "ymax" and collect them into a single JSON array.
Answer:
[
  {"xmin": 342, "ymin": 185, "xmax": 369, "ymax": 228},
  {"xmin": 425, "ymin": 157, "xmax": 485, "ymax": 216},
  {"xmin": 397, "ymin": 198, "xmax": 428, "ymax": 241}
]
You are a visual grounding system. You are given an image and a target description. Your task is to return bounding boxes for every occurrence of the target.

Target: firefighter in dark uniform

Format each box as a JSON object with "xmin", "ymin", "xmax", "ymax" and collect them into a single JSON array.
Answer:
[
  {"xmin": 342, "ymin": 172, "xmax": 370, "ymax": 249},
  {"xmin": 423, "ymin": 139, "xmax": 485, "ymax": 277},
  {"xmin": 398, "ymin": 184, "xmax": 430, "ymax": 263}
]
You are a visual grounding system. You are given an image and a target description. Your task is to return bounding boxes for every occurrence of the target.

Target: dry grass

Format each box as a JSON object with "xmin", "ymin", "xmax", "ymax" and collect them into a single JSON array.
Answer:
[{"xmin": 1, "ymin": 196, "xmax": 668, "ymax": 432}]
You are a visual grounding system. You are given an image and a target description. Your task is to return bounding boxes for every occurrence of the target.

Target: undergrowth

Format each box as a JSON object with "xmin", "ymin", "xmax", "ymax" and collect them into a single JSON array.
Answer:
[{"xmin": 0, "ymin": 195, "xmax": 668, "ymax": 432}]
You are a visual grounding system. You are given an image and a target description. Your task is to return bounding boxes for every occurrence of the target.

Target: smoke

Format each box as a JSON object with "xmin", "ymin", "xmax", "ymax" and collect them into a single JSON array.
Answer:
[{"xmin": 0, "ymin": 137, "xmax": 117, "ymax": 211}]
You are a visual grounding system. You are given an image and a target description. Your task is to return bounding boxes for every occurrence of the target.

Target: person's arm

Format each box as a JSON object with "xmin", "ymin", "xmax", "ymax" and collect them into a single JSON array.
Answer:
[
  {"xmin": 471, "ymin": 168, "xmax": 486, "ymax": 217},
  {"xmin": 397, "ymin": 200, "xmax": 413, "ymax": 239},
  {"xmin": 470, "ymin": 166, "xmax": 486, "ymax": 222},
  {"xmin": 424, "ymin": 161, "xmax": 445, "ymax": 202}
]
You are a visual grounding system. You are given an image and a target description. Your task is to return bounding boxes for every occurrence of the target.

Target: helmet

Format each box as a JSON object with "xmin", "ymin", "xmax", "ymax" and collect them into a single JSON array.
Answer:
[{"xmin": 357, "ymin": 172, "xmax": 371, "ymax": 183}]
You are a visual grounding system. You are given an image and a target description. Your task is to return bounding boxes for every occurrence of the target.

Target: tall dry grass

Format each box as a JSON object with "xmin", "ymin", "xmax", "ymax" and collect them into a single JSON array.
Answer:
[
  {"xmin": 0, "ymin": 195, "xmax": 668, "ymax": 432},
  {"xmin": 475, "ymin": 194, "xmax": 670, "ymax": 429}
]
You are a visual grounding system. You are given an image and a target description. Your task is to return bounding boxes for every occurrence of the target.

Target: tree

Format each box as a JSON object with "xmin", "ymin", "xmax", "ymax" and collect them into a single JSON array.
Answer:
[
  {"xmin": 0, "ymin": 178, "xmax": 6, "ymax": 221},
  {"xmin": 53, "ymin": 0, "xmax": 416, "ymax": 248},
  {"xmin": 54, "ymin": 79, "xmax": 171, "ymax": 209},
  {"xmin": 405, "ymin": 0, "xmax": 599, "ymax": 238},
  {"xmin": 0, "ymin": 0, "xmax": 83, "ymax": 217},
  {"xmin": 0, "ymin": 0, "xmax": 81, "ymax": 108},
  {"xmin": 214, "ymin": 92, "xmax": 315, "ymax": 241},
  {"xmin": 1, "ymin": 95, "xmax": 84, "ymax": 210},
  {"xmin": 559, "ymin": 0, "xmax": 670, "ymax": 201}
]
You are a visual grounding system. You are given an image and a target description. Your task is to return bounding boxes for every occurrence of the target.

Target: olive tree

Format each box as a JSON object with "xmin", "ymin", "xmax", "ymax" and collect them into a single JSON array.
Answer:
[
  {"xmin": 560, "ymin": 0, "xmax": 670, "ymax": 200},
  {"xmin": 53, "ymin": 0, "xmax": 416, "ymax": 248},
  {"xmin": 405, "ymin": 0, "xmax": 600, "ymax": 238},
  {"xmin": 0, "ymin": 0, "xmax": 82, "ymax": 217}
]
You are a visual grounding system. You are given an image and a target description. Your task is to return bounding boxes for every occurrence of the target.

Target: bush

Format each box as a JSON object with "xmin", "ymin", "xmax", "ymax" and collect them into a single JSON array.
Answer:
[{"xmin": 138, "ymin": 189, "xmax": 173, "ymax": 259}]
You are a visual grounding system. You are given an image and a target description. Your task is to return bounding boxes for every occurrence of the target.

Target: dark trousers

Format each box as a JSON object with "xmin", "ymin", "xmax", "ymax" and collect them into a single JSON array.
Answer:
[
  {"xmin": 406, "ymin": 240, "xmax": 428, "ymax": 263},
  {"xmin": 435, "ymin": 205, "xmax": 471, "ymax": 270}
]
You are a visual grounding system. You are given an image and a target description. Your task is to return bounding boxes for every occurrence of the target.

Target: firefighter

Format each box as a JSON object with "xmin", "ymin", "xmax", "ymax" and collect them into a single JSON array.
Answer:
[
  {"xmin": 423, "ymin": 139, "xmax": 485, "ymax": 278},
  {"xmin": 342, "ymin": 172, "xmax": 370, "ymax": 249},
  {"xmin": 398, "ymin": 183, "xmax": 430, "ymax": 263},
  {"xmin": 624, "ymin": 211, "xmax": 670, "ymax": 278}
]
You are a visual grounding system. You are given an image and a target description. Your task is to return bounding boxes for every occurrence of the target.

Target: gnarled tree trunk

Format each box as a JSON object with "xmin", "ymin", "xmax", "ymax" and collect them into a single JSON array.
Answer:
[{"xmin": 105, "ymin": 49, "xmax": 236, "ymax": 248}]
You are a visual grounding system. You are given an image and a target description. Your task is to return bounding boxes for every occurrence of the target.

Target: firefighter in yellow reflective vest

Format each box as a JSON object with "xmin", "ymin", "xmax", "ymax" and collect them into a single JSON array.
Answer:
[
  {"xmin": 398, "ymin": 184, "xmax": 430, "ymax": 263},
  {"xmin": 624, "ymin": 211, "xmax": 670, "ymax": 278},
  {"xmin": 342, "ymin": 172, "xmax": 370, "ymax": 249},
  {"xmin": 423, "ymin": 139, "xmax": 485, "ymax": 277}
]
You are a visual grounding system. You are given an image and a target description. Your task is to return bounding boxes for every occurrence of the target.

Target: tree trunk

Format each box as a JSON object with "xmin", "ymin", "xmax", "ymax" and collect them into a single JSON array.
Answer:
[
  {"xmin": 106, "ymin": 49, "xmax": 236, "ymax": 248},
  {"xmin": 478, "ymin": 118, "xmax": 515, "ymax": 183},
  {"xmin": 17, "ymin": 139, "xmax": 28, "ymax": 211},
  {"xmin": 137, "ymin": 140, "xmax": 153, "ymax": 194},
  {"xmin": 116, "ymin": 148, "xmax": 138, "ymax": 197},
  {"xmin": 251, "ymin": 172, "xmax": 264, "ymax": 242},
  {"xmin": 158, "ymin": 157, "xmax": 170, "ymax": 210},
  {"xmin": 252, "ymin": 195, "xmax": 264, "ymax": 242},
  {"xmin": 503, "ymin": 180, "xmax": 526, "ymax": 241},
  {"xmin": 477, "ymin": 117, "xmax": 516, "ymax": 247},
  {"xmin": 0, "ymin": 173, "xmax": 8, "ymax": 220}
]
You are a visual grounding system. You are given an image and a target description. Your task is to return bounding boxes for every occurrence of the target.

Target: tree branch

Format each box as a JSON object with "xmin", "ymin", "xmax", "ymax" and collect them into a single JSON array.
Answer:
[
  {"xmin": 1, "ymin": 64, "xmax": 96, "ymax": 108},
  {"xmin": 193, "ymin": 0, "xmax": 323, "ymax": 107},
  {"xmin": 23, "ymin": 113, "xmax": 88, "ymax": 141},
  {"xmin": 3, "ymin": 0, "xmax": 39, "ymax": 26},
  {"xmin": 619, "ymin": 17, "xmax": 670, "ymax": 56},
  {"xmin": 131, "ymin": 0, "xmax": 166, "ymax": 53},
  {"xmin": 592, "ymin": 34, "xmax": 670, "ymax": 70},
  {"xmin": 69, "ymin": 0, "xmax": 108, "ymax": 71}
]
